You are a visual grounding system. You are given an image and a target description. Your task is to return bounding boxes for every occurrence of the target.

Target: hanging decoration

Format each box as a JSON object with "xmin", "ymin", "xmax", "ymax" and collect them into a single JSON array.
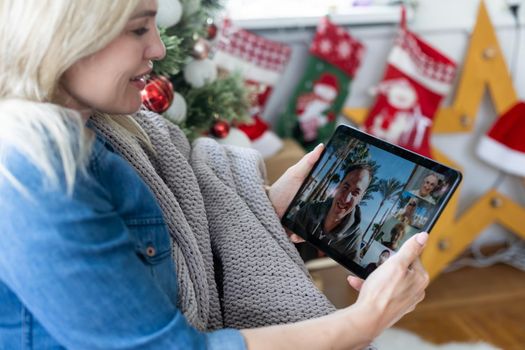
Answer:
[
  {"xmin": 191, "ymin": 37, "xmax": 211, "ymax": 59},
  {"xmin": 210, "ymin": 118, "xmax": 230, "ymax": 138},
  {"xmin": 140, "ymin": 75, "xmax": 174, "ymax": 114},
  {"xmin": 146, "ymin": 0, "xmax": 250, "ymax": 139},
  {"xmin": 165, "ymin": 91, "xmax": 188, "ymax": 124},
  {"xmin": 341, "ymin": 1, "xmax": 525, "ymax": 282},
  {"xmin": 213, "ymin": 18, "xmax": 292, "ymax": 157},
  {"xmin": 363, "ymin": 8, "xmax": 457, "ymax": 158},
  {"xmin": 206, "ymin": 18, "xmax": 218, "ymax": 40},
  {"xmin": 276, "ymin": 17, "xmax": 364, "ymax": 151},
  {"xmin": 183, "ymin": 73, "xmax": 251, "ymax": 139},
  {"xmin": 156, "ymin": 0, "xmax": 183, "ymax": 28},
  {"xmin": 183, "ymin": 58, "xmax": 218, "ymax": 88}
]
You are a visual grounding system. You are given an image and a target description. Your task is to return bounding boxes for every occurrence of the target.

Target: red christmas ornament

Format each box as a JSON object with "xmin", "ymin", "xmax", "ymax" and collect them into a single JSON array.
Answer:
[
  {"xmin": 210, "ymin": 120, "xmax": 230, "ymax": 138},
  {"xmin": 207, "ymin": 22, "xmax": 218, "ymax": 40},
  {"xmin": 141, "ymin": 75, "xmax": 174, "ymax": 113}
]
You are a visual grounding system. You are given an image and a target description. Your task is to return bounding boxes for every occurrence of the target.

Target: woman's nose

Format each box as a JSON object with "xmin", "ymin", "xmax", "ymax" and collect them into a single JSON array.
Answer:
[{"xmin": 147, "ymin": 29, "xmax": 166, "ymax": 61}]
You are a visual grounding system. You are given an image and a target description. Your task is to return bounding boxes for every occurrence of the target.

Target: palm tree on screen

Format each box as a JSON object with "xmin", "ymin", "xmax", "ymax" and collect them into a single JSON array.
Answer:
[{"xmin": 363, "ymin": 178, "xmax": 404, "ymax": 244}]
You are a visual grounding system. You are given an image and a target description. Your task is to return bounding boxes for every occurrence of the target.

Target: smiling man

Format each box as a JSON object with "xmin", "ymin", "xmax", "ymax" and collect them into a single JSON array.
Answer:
[
  {"xmin": 409, "ymin": 173, "xmax": 438, "ymax": 204},
  {"xmin": 291, "ymin": 164, "xmax": 373, "ymax": 260}
]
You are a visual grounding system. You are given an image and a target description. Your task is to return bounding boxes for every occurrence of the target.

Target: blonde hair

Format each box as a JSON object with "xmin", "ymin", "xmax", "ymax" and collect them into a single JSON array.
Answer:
[{"xmin": 0, "ymin": 0, "xmax": 146, "ymax": 195}]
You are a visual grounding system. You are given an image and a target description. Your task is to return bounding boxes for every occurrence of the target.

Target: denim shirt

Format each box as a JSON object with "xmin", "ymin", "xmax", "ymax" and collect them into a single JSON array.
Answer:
[{"xmin": 0, "ymin": 136, "xmax": 246, "ymax": 350}]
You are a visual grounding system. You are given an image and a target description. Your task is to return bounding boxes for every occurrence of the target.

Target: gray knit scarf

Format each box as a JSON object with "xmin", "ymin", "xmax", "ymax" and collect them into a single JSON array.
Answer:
[{"xmin": 89, "ymin": 110, "xmax": 335, "ymax": 331}]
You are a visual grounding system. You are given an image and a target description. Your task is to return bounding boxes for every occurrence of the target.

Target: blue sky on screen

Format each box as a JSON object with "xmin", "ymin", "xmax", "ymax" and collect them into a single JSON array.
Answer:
[
  {"xmin": 308, "ymin": 139, "xmax": 418, "ymax": 238},
  {"xmin": 358, "ymin": 145, "xmax": 416, "ymax": 235}
]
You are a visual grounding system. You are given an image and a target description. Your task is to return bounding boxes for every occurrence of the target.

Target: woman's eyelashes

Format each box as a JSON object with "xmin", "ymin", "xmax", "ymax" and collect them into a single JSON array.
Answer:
[{"xmin": 132, "ymin": 27, "xmax": 149, "ymax": 36}]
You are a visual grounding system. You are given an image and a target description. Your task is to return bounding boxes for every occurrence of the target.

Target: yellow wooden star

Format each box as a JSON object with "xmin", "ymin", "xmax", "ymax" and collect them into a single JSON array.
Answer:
[{"xmin": 343, "ymin": 1, "xmax": 525, "ymax": 280}]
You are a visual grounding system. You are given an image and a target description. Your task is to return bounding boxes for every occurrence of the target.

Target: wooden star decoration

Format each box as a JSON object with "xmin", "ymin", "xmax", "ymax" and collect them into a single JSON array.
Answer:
[{"xmin": 342, "ymin": 1, "xmax": 525, "ymax": 280}]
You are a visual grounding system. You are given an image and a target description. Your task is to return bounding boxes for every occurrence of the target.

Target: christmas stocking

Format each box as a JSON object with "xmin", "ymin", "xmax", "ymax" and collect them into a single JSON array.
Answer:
[
  {"xmin": 214, "ymin": 19, "xmax": 291, "ymax": 157},
  {"xmin": 477, "ymin": 101, "xmax": 525, "ymax": 176},
  {"xmin": 277, "ymin": 17, "xmax": 364, "ymax": 151},
  {"xmin": 363, "ymin": 9, "xmax": 457, "ymax": 157}
]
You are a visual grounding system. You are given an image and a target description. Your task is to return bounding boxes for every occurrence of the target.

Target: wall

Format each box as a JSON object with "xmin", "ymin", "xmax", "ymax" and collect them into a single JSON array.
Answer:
[{"xmin": 247, "ymin": 0, "xmax": 525, "ymax": 245}]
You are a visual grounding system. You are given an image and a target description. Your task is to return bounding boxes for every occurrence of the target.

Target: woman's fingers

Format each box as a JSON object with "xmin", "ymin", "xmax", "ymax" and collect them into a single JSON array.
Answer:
[
  {"xmin": 283, "ymin": 228, "xmax": 305, "ymax": 243},
  {"xmin": 289, "ymin": 233, "xmax": 305, "ymax": 243},
  {"xmin": 353, "ymin": 233, "xmax": 430, "ymax": 330},
  {"xmin": 347, "ymin": 275, "xmax": 364, "ymax": 292},
  {"xmin": 288, "ymin": 143, "xmax": 324, "ymax": 179},
  {"xmin": 394, "ymin": 232, "xmax": 428, "ymax": 269},
  {"xmin": 268, "ymin": 144, "xmax": 324, "ymax": 219}
]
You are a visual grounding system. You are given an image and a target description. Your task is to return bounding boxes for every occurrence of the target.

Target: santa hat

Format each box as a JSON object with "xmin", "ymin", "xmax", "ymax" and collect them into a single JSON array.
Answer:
[
  {"xmin": 313, "ymin": 73, "xmax": 339, "ymax": 101},
  {"xmin": 477, "ymin": 101, "xmax": 525, "ymax": 176},
  {"xmin": 237, "ymin": 115, "xmax": 283, "ymax": 158}
]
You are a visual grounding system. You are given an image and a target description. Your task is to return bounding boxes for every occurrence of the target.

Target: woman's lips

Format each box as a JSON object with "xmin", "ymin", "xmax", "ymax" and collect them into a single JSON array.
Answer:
[
  {"xmin": 130, "ymin": 76, "xmax": 147, "ymax": 90},
  {"xmin": 130, "ymin": 71, "xmax": 151, "ymax": 90}
]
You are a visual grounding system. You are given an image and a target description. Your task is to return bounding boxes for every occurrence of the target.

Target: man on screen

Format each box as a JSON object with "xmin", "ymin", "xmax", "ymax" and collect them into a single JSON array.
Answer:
[
  {"xmin": 409, "ymin": 172, "xmax": 438, "ymax": 204},
  {"xmin": 291, "ymin": 164, "xmax": 373, "ymax": 260}
]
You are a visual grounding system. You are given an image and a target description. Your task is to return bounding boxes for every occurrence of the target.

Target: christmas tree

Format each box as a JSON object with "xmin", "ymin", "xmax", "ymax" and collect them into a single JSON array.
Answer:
[{"xmin": 142, "ymin": 0, "xmax": 251, "ymax": 139}]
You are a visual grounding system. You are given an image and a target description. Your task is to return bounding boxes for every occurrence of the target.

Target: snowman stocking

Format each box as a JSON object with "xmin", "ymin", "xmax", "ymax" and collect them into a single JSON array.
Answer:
[
  {"xmin": 214, "ymin": 19, "xmax": 291, "ymax": 157},
  {"xmin": 363, "ymin": 10, "xmax": 457, "ymax": 157},
  {"xmin": 277, "ymin": 17, "xmax": 364, "ymax": 151}
]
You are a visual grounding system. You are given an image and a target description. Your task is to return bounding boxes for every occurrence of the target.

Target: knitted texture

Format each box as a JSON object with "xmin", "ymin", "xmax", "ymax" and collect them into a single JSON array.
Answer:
[
  {"xmin": 90, "ymin": 114, "xmax": 215, "ymax": 331},
  {"xmin": 90, "ymin": 110, "xmax": 335, "ymax": 330}
]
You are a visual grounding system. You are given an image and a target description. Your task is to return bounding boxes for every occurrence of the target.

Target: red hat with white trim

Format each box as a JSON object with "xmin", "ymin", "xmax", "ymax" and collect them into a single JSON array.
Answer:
[
  {"xmin": 237, "ymin": 115, "xmax": 283, "ymax": 158},
  {"xmin": 313, "ymin": 73, "xmax": 339, "ymax": 102},
  {"xmin": 477, "ymin": 101, "xmax": 525, "ymax": 176}
]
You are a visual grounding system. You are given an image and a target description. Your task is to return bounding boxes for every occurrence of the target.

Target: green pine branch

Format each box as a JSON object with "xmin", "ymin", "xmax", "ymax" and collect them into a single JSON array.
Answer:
[
  {"xmin": 200, "ymin": 0, "xmax": 222, "ymax": 10},
  {"xmin": 182, "ymin": 73, "xmax": 251, "ymax": 139},
  {"xmin": 154, "ymin": 0, "xmax": 251, "ymax": 139},
  {"xmin": 153, "ymin": 28, "xmax": 185, "ymax": 76}
]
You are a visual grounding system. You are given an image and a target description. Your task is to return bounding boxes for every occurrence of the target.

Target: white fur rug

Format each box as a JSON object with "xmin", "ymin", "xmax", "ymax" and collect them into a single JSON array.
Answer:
[{"xmin": 374, "ymin": 328, "xmax": 501, "ymax": 350}]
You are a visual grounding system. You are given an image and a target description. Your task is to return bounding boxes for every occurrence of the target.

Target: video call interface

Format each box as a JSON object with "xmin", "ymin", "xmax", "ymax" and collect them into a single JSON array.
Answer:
[{"xmin": 285, "ymin": 129, "xmax": 458, "ymax": 275}]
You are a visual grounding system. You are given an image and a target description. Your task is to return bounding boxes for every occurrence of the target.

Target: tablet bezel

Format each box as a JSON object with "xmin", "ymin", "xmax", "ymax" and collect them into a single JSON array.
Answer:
[{"xmin": 281, "ymin": 124, "xmax": 462, "ymax": 278}]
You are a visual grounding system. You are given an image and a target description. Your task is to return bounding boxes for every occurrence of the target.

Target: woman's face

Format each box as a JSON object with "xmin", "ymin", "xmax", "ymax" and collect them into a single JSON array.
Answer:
[
  {"xmin": 378, "ymin": 251, "xmax": 390, "ymax": 265},
  {"xmin": 393, "ymin": 229, "xmax": 403, "ymax": 243},
  {"xmin": 406, "ymin": 200, "xmax": 417, "ymax": 214},
  {"xmin": 60, "ymin": 0, "xmax": 165, "ymax": 117}
]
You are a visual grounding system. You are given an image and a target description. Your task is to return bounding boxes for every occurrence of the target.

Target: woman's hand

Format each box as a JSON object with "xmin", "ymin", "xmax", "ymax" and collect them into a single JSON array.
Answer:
[
  {"xmin": 346, "ymin": 232, "xmax": 430, "ymax": 338},
  {"xmin": 268, "ymin": 144, "xmax": 324, "ymax": 242},
  {"xmin": 241, "ymin": 233, "xmax": 429, "ymax": 350}
]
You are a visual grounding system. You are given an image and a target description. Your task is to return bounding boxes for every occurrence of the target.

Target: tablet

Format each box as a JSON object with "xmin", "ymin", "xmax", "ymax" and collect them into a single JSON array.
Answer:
[{"xmin": 282, "ymin": 125, "xmax": 462, "ymax": 279}]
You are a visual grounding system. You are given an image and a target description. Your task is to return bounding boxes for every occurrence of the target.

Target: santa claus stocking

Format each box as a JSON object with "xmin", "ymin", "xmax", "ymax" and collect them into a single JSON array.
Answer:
[
  {"xmin": 213, "ymin": 19, "xmax": 291, "ymax": 157},
  {"xmin": 477, "ymin": 101, "xmax": 525, "ymax": 177},
  {"xmin": 277, "ymin": 17, "xmax": 364, "ymax": 151},
  {"xmin": 363, "ymin": 9, "xmax": 457, "ymax": 157}
]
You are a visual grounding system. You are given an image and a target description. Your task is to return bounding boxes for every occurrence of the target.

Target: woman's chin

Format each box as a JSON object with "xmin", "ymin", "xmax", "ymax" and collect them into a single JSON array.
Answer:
[
  {"xmin": 107, "ymin": 99, "xmax": 143, "ymax": 115},
  {"xmin": 126, "ymin": 98, "xmax": 143, "ymax": 113}
]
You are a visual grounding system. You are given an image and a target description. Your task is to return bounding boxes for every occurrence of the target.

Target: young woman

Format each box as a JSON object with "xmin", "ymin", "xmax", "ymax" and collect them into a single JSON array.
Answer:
[
  {"xmin": 381, "ymin": 223, "xmax": 407, "ymax": 251},
  {"xmin": 0, "ymin": 1, "xmax": 429, "ymax": 349},
  {"xmin": 395, "ymin": 197, "xmax": 419, "ymax": 226}
]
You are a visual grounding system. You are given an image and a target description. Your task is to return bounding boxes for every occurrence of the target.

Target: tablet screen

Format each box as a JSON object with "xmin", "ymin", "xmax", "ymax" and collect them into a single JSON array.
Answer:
[{"xmin": 282, "ymin": 125, "xmax": 461, "ymax": 278}]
